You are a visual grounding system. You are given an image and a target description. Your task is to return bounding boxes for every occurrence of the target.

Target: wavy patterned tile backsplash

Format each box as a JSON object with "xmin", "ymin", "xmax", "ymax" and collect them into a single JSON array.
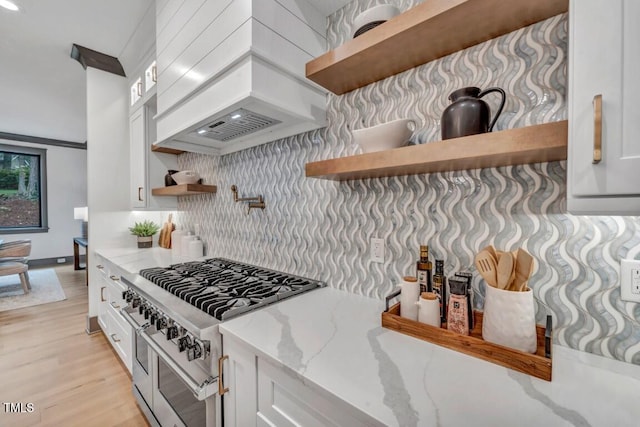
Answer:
[{"xmin": 178, "ymin": 3, "xmax": 640, "ymax": 364}]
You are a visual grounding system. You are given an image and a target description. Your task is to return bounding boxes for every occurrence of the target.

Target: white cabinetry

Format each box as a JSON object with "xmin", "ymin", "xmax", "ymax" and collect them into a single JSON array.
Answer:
[
  {"xmin": 222, "ymin": 334, "xmax": 372, "ymax": 427},
  {"xmin": 95, "ymin": 254, "xmax": 133, "ymax": 373},
  {"xmin": 567, "ymin": 0, "xmax": 640, "ymax": 214},
  {"xmin": 128, "ymin": 53, "xmax": 178, "ymax": 210}
]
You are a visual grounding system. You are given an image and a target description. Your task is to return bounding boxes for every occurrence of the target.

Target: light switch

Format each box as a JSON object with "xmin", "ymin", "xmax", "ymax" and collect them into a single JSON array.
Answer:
[{"xmin": 620, "ymin": 259, "xmax": 640, "ymax": 302}]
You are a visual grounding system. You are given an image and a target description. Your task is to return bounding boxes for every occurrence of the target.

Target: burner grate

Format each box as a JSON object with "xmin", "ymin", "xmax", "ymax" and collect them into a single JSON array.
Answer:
[{"xmin": 140, "ymin": 258, "xmax": 323, "ymax": 321}]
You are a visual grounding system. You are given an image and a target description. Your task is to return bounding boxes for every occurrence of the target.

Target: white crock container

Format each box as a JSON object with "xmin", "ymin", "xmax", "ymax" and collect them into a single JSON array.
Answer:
[
  {"xmin": 482, "ymin": 284, "xmax": 537, "ymax": 353},
  {"xmin": 398, "ymin": 276, "xmax": 420, "ymax": 321}
]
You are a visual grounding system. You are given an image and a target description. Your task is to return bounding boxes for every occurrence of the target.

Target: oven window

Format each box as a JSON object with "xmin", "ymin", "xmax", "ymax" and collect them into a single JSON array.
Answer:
[
  {"xmin": 135, "ymin": 334, "xmax": 148, "ymax": 374},
  {"xmin": 158, "ymin": 358, "xmax": 206, "ymax": 426}
]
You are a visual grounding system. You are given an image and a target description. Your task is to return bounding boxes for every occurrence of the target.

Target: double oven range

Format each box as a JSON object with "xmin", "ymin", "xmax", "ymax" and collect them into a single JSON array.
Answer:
[{"xmin": 120, "ymin": 258, "xmax": 324, "ymax": 427}]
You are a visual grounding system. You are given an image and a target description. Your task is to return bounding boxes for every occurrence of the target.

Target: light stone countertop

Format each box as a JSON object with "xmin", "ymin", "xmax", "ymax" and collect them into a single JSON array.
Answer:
[
  {"xmin": 94, "ymin": 246, "xmax": 204, "ymax": 274},
  {"xmin": 94, "ymin": 247, "xmax": 640, "ymax": 426},
  {"xmin": 220, "ymin": 287, "xmax": 640, "ymax": 427}
]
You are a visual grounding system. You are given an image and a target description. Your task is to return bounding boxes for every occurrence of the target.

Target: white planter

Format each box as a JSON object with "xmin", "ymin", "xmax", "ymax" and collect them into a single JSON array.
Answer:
[{"xmin": 482, "ymin": 284, "xmax": 537, "ymax": 353}]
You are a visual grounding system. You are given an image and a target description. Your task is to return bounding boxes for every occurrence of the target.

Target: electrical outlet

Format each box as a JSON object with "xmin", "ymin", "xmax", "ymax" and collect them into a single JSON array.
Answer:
[
  {"xmin": 620, "ymin": 259, "xmax": 640, "ymax": 302},
  {"xmin": 371, "ymin": 238, "xmax": 384, "ymax": 263}
]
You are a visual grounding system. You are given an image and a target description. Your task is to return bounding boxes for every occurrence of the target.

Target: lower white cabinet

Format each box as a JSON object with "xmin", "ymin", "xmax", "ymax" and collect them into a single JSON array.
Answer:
[
  {"xmin": 222, "ymin": 334, "xmax": 371, "ymax": 427},
  {"xmin": 95, "ymin": 255, "xmax": 133, "ymax": 373}
]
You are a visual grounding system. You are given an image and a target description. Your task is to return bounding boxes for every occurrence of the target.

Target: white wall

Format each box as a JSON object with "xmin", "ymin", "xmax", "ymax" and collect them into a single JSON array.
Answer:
[{"xmin": 0, "ymin": 138, "xmax": 87, "ymax": 259}]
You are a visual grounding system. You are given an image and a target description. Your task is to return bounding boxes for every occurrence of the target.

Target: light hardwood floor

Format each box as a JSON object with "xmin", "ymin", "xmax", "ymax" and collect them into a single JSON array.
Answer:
[{"xmin": 0, "ymin": 265, "xmax": 148, "ymax": 427}]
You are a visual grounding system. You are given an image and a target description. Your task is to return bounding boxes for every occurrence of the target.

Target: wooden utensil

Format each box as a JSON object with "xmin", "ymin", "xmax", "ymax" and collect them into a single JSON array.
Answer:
[
  {"xmin": 496, "ymin": 251, "xmax": 514, "ymax": 290},
  {"xmin": 475, "ymin": 248, "xmax": 498, "ymax": 288},
  {"xmin": 513, "ymin": 249, "xmax": 534, "ymax": 292}
]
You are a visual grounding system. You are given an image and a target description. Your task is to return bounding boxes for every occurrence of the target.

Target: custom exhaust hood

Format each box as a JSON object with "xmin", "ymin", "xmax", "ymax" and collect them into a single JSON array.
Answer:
[{"xmin": 152, "ymin": 1, "xmax": 329, "ymax": 156}]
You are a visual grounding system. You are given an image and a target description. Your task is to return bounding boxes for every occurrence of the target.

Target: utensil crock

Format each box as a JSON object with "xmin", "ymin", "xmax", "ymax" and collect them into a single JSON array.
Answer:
[{"xmin": 482, "ymin": 284, "xmax": 537, "ymax": 353}]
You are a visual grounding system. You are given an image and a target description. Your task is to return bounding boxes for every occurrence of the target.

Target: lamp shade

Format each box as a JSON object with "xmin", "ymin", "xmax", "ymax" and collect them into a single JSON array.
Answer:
[{"xmin": 74, "ymin": 207, "xmax": 88, "ymax": 221}]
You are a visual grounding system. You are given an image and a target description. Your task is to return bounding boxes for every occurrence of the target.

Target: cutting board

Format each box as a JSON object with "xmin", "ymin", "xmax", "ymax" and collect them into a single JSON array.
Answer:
[{"xmin": 158, "ymin": 214, "xmax": 175, "ymax": 249}]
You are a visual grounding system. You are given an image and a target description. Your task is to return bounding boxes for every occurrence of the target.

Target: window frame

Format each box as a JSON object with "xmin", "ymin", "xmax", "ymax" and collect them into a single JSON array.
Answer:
[{"xmin": 0, "ymin": 143, "xmax": 48, "ymax": 234}]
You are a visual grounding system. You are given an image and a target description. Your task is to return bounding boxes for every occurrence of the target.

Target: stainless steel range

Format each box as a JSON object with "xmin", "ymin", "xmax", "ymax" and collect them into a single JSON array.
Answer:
[{"xmin": 120, "ymin": 258, "xmax": 324, "ymax": 427}]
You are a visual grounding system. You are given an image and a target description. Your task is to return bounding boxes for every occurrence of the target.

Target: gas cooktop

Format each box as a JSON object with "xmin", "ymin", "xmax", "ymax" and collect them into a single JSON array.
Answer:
[{"xmin": 139, "ymin": 258, "xmax": 324, "ymax": 321}]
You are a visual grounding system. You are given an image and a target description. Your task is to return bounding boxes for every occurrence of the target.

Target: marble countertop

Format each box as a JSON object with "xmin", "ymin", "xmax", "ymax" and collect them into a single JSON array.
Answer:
[
  {"xmin": 94, "ymin": 247, "xmax": 640, "ymax": 426},
  {"xmin": 94, "ymin": 246, "xmax": 204, "ymax": 274},
  {"xmin": 220, "ymin": 287, "xmax": 640, "ymax": 427}
]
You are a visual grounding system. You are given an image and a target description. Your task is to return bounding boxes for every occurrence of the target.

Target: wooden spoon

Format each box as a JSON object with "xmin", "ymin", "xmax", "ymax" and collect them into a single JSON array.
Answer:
[
  {"xmin": 496, "ymin": 251, "xmax": 514, "ymax": 290},
  {"xmin": 513, "ymin": 249, "xmax": 534, "ymax": 292},
  {"xmin": 475, "ymin": 249, "xmax": 498, "ymax": 288}
]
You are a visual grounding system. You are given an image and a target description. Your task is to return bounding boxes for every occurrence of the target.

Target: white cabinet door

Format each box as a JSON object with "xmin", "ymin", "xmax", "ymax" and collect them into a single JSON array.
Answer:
[
  {"xmin": 221, "ymin": 333, "xmax": 375, "ymax": 427},
  {"xmin": 130, "ymin": 106, "xmax": 147, "ymax": 209},
  {"xmin": 568, "ymin": 0, "xmax": 640, "ymax": 214},
  {"xmin": 130, "ymin": 99, "xmax": 178, "ymax": 210},
  {"xmin": 222, "ymin": 335, "xmax": 258, "ymax": 427}
]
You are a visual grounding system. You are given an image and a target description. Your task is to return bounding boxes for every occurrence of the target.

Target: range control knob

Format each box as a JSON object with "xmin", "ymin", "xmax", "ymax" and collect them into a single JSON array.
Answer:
[
  {"xmin": 187, "ymin": 340, "xmax": 204, "ymax": 361},
  {"xmin": 149, "ymin": 311, "xmax": 158, "ymax": 325},
  {"xmin": 138, "ymin": 302, "xmax": 146, "ymax": 315},
  {"xmin": 132, "ymin": 297, "xmax": 141, "ymax": 308},
  {"xmin": 178, "ymin": 335, "xmax": 192, "ymax": 353},
  {"xmin": 166, "ymin": 325, "xmax": 179, "ymax": 341},
  {"xmin": 155, "ymin": 316, "xmax": 167, "ymax": 331},
  {"xmin": 125, "ymin": 291, "xmax": 134, "ymax": 303},
  {"xmin": 144, "ymin": 306, "xmax": 152, "ymax": 320}
]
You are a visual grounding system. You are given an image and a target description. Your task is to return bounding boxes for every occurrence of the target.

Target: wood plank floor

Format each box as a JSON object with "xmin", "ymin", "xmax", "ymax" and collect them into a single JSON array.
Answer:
[{"xmin": 0, "ymin": 265, "xmax": 149, "ymax": 427}]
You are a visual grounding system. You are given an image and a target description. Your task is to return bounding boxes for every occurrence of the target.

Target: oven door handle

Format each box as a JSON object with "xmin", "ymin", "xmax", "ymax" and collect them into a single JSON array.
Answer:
[
  {"xmin": 121, "ymin": 307, "xmax": 150, "ymax": 333},
  {"xmin": 139, "ymin": 328, "xmax": 218, "ymax": 401}
]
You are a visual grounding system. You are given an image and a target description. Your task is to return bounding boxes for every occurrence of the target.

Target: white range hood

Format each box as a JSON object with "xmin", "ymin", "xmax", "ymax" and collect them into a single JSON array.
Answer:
[{"xmin": 152, "ymin": 0, "xmax": 331, "ymax": 156}]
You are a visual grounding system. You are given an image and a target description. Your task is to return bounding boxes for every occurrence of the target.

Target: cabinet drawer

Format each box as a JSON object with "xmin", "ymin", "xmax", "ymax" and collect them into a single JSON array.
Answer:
[{"xmin": 106, "ymin": 303, "xmax": 132, "ymax": 372}]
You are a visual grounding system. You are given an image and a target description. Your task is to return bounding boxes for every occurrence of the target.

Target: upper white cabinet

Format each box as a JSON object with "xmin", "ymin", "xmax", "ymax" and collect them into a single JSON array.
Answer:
[
  {"xmin": 129, "ymin": 96, "xmax": 178, "ymax": 210},
  {"xmin": 128, "ymin": 48, "xmax": 178, "ymax": 209},
  {"xmin": 568, "ymin": 0, "xmax": 640, "ymax": 214}
]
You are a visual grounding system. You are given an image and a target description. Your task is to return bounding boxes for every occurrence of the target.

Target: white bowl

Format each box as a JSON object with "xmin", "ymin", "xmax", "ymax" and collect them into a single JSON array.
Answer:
[
  {"xmin": 352, "ymin": 119, "xmax": 415, "ymax": 153},
  {"xmin": 171, "ymin": 170, "xmax": 200, "ymax": 185},
  {"xmin": 352, "ymin": 4, "xmax": 401, "ymax": 38}
]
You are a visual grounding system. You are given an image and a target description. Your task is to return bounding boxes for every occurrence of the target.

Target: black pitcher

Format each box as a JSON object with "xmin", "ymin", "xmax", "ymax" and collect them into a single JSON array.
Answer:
[
  {"xmin": 441, "ymin": 86, "xmax": 506, "ymax": 140},
  {"xmin": 164, "ymin": 170, "xmax": 179, "ymax": 186}
]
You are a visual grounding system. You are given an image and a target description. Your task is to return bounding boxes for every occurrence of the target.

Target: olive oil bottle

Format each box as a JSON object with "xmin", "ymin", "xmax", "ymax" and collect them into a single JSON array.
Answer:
[
  {"xmin": 416, "ymin": 245, "xmax": 432, "ymax": 293},
  {"xmin": 432, "ymin": 260, "xmax": 446, "ymax": 323}
]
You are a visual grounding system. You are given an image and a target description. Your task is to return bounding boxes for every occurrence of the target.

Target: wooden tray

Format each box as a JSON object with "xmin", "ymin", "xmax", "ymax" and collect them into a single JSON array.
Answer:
[{"xmin": 381, "ymin": 292, "xmax": 553, "ymax": 381}]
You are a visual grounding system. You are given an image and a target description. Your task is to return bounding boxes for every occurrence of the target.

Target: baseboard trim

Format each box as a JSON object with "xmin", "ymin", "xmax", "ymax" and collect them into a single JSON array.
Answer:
[
  {"xmin": 86, "ymin": 316, "xmax": 101, "ymax": 335},
  {"xmin": 28, "ymin": 256, "xmax": 81, "ymax": 268}
]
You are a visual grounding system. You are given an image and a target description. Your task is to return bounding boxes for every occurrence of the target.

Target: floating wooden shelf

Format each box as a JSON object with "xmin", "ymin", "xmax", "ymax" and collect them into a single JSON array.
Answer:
[
  {"xmin": 151, "ymin": 184, "xmax": 217, "ymax": 196},
  {"xmin": 151, "ymin": 144, "xmax": 185, "ymax": 155},
  {"xmin": 305, "ymin": 121, "xmax": 567, "ymax": 181},
  {"xmin": 382, "ymin": 302, "xmax": 553, "ymax": 381},
  {"xmin": 306, "ymin": 0, "xmax": 568, "ymax": 94}
]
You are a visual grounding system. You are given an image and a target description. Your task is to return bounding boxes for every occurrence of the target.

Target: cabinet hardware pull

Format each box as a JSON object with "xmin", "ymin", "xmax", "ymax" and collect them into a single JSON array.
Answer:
[
  {"xmin": 110, "ymin": 301, "xmax": 120, "ymax": 309},
  {"xmin": 218, "ymin": 355, "xmax": 229, "ymax": 396},
  {"xmin": 100, "ymin": 286, "xmax": 106, "ymax": 302},
  {"xmin": 110, "ymin": 333, "xmax": 121, "ymax": 343},
  {"xmin": 110, "ymin": 275, "xmax": 120, "ymax": 281},
  {"xmin": 151, "ymin": 64, "xmax": 157, "ymax": 82},
  {"xmin": 138, "ymin": 187, "xmax": 144, "ymax": 201},
  {"xmin": 96, "ymin": 265, "xmax": 104, "ymax": 270},
  {"xmin": 137, "ymin": 81, "xmax": 142, "ymax": 97},
  {"xmin": 593, "ymin": 94, "xmax": 602, "ymax": 164}
]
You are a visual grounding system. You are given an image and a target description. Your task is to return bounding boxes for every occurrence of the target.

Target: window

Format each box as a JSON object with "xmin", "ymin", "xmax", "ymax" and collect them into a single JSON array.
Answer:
[{"xmin": 0, "ymin": 144, "xmax": 48, "ymax": 233}]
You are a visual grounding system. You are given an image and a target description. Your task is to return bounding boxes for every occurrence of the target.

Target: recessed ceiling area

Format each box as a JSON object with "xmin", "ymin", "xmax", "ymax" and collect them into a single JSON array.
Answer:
[{"xmin": 0, "ymin": 0, "xmax": 153, "ymax": 142}]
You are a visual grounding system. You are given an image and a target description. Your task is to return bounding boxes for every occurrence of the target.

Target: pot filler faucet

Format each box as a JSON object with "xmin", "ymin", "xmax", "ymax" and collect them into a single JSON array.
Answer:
[{"xmin": 231, "ymin": 185, "xmax": 266, "ymax": 214}]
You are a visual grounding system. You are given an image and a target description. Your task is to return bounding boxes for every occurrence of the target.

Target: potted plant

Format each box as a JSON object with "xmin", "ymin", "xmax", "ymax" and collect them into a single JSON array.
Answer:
[{"xmin": 129, "ymin": 220, "xmax": 160, "ymax": 248}]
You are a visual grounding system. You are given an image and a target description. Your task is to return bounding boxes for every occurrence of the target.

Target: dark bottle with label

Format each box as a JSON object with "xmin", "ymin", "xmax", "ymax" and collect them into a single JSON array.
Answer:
[
  {"xmin": 433, "ymin": 260, "xmax": 447, "ymax": 323},
  {"xmin": 416, "ymin": 245, "xmax": 433, "ymax": 293}
]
